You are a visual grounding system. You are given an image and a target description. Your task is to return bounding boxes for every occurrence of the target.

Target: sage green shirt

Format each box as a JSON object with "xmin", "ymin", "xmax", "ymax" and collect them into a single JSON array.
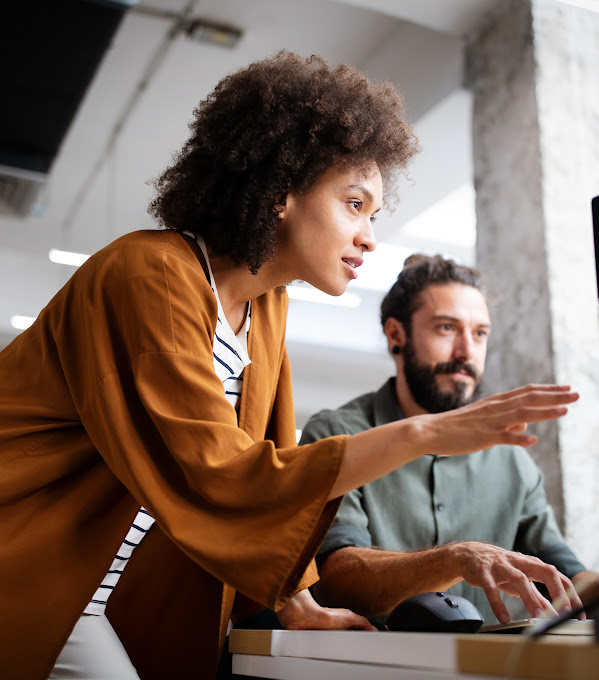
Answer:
[{"xmin": 301, "ymin": 378, "xmax": 585, "ymax": 625}]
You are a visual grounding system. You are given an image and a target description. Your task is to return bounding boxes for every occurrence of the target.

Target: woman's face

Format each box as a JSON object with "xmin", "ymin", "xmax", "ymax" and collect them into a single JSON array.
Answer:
[{"xmin": 276, "ymin": 162, "xmax": 382, "ymax": 296}]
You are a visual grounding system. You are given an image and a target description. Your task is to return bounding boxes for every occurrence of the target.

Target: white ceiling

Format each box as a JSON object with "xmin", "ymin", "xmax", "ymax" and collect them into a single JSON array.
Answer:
[{"xmin": 0, "ymin": 0, "xmax": 501, "ymax": 426}]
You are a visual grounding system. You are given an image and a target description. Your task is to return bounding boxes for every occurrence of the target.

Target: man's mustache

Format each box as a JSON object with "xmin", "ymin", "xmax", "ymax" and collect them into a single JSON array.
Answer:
[{"xmin": 434, "ymin": 361, "xmax": 480, "ymax": 382}]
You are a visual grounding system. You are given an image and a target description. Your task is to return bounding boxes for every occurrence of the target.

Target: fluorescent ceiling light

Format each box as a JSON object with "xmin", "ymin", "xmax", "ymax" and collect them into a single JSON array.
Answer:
[
  {"xmin": 287, "ymin": 285, "xmax": 361, "ymax": 308},
  {"xmin": 10, "ymin": 315, "xmax": 36, "ymax": 330},
  {"xmin": 49, "ymin": 249, "xmax": 90, "ymax": 267},
  {"xmin": 400, "ymin": 183, "xmax": 476, "ymax": 248}
]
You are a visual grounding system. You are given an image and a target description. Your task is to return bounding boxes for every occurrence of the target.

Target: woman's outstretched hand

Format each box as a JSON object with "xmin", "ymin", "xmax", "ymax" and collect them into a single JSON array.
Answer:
[
  {"xmin": 332, "ymin": 384, "xmax": 579, "ymax": 501},
  {"xmin": 276, "ymin": 589, "xmax": 376, "ymax": 631},
  {"xmin": 419, "ymin": 384, "xmax": 579, "ymax": 456}
]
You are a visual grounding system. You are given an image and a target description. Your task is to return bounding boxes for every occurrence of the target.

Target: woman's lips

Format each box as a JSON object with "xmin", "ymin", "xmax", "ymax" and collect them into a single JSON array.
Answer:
[{"xmin": 342, "ymin": 257, "xmax": 363, "ymax": 279}]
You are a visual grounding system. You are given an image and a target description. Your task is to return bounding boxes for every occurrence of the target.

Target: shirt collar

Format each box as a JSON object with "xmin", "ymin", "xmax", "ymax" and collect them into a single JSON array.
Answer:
[{"xmin": 373, "ymin": 377, "xmax": 404, "ymax": 427}]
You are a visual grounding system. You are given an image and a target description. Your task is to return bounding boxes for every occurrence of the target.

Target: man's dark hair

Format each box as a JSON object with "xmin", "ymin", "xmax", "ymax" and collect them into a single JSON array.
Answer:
[
  {"xmin": 148, "ymin": 51, "xmax": 419, "ymax": 273},
  {"xmin": 380, "ymin": 254, "xmax": 485, "ymax": 336}
]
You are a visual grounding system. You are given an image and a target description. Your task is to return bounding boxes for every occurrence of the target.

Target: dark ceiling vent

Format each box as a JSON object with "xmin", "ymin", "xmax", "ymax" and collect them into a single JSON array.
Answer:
[
  {"xmin": 0, "ymin": 166, "xmax": 47, "ymax": 218},
  {"xmin": 0, "ymin": 0, "xmax": 133, "ymax": 216}
]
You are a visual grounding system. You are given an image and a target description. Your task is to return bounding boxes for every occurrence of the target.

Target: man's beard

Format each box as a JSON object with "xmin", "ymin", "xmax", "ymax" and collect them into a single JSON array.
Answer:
[{"xmin": 402, "ymin": 338, "xmax": 483, "ymax": 414}]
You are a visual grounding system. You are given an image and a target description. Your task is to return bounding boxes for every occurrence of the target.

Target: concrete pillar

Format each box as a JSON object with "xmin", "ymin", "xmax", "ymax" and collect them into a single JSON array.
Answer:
[{"xmin": 467, "ymin": 0, "xmax": 599, "ymax": 569}]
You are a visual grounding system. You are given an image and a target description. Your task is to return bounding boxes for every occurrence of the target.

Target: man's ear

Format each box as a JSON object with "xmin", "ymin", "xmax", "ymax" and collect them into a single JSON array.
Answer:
[{"xmin": 384, "ymin": 317, "xmax": 407, "ymax": 353}]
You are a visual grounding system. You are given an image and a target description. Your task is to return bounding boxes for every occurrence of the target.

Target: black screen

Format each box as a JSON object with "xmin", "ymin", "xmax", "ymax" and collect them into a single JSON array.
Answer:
[{"xmin": 593, "ymin": 196, "xmax": 599, "ymax": 297}]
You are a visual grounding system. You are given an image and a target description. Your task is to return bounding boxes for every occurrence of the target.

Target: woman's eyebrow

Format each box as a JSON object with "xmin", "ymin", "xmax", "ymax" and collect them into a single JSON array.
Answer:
[
  {"xmin": 346, "ymin": 184, "xmax": 382, "ymax": 212},
  {"xmin": 346, "ymin": 184, "xmax": 374, "ymax": 202}
]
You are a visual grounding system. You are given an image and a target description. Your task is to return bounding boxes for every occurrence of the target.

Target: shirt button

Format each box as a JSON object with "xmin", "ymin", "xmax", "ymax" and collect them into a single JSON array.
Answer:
[{"xmin": 436, "ymin": 503, "xmax": 444, "ymax": 511}]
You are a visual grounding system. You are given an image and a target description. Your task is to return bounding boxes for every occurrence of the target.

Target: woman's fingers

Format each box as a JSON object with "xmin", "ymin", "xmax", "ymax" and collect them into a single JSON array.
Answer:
[
  {"xmin": 289, "ymin": 607, "xmax": 377, "ymax": 631},
  {"xmin": 480, "ymin": 386, "xmax": 578, "ymax": 434},
  {"xmin": 277, "ymin": 590, "xmax": 377, "ymax": 632},
  {"xmin": 503, "ymin": 405, "xmax": 569, "ymax": 426},
  {"xmin": 488, "ymin": 384, "xmax": 575, "ymax": 402},
  {"xmin": 500, "ymin": 432, "xmax": 538, "ymax": 447},
  {"xmin": 424, "ymin": 384, "xmax": 578, "ymax": 456}
]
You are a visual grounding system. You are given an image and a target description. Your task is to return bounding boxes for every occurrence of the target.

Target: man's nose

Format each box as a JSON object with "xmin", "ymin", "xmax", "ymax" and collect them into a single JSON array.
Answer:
[{"xmin": 453, "ymin": 332, "xmax": 474, "ymax": 361}]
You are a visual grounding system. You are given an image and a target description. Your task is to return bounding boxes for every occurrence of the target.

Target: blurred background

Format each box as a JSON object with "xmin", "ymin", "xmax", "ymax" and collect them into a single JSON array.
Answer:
[
  {"xmin": 0, "ymin": 0, "xmax": 491, "ymax": 426},
  {"xmin": 1, "ymin": 0, "xmax": 598, "ymax": 565}
]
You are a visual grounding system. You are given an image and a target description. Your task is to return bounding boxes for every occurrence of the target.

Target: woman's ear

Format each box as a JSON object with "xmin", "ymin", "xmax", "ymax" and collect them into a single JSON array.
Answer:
[{"xmin": 274, "ymin": 196, "xmax": 288, "ymax": 218}]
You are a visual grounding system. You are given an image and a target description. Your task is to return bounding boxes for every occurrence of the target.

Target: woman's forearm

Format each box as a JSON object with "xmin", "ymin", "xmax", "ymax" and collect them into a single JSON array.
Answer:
[
  {"xmin": 328, "ymin": 417, "xmax": 429, "ymax": 500},
  {"xmin": 328, "ymin": 384, "xmax": 578, "ymax": 501}
]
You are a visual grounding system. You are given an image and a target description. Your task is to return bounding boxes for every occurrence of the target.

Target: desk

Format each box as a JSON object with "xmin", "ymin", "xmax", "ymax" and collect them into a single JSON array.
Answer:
[{"xmin": 230, "ymin": 629, "xmax": 599, "ymax": 680}]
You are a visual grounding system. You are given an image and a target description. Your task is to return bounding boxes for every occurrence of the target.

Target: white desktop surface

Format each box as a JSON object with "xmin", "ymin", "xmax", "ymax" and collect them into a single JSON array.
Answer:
[
  {"xmin": 232, "ymin": 652, "xmax": 507, "ymax": 680},
  {"xmin": 229, "ymin": 628, "xmax": 599, "ymax": 680}
]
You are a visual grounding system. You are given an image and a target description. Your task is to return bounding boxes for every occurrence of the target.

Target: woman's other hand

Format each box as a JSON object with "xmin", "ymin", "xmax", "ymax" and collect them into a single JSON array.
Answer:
[{"xmin": 276, "ymin": 589, "xmax": 376, "ymax": 631}]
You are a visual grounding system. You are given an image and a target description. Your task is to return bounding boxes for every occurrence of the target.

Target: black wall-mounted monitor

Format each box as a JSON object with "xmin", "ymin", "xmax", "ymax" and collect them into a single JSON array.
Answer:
[{"xmin": 593, "ymin": 196, "xmax": 599, "ymax": 297}]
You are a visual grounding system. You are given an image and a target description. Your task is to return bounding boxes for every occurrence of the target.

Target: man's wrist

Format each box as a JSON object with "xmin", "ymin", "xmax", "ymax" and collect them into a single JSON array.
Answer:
[{"xmin": 429, "ymin": 542, "xmax": 468, "ymax": 585}]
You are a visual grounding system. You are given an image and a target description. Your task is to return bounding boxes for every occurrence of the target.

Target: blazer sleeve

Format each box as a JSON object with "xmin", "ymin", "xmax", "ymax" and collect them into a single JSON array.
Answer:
[
  {"xmin": 61, "ymin": 237, "xmax": 345, "ymax": 609},
  {"xmin": 263, "ymin": 347, "xmax": 337, "ymax": 595}
]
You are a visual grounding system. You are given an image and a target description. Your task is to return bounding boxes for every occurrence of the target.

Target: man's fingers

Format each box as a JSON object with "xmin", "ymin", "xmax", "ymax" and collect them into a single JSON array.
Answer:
[
  {"xmin": 541, "ymin": 573, "xmax": 583, "ymax": 616},
  {"xmin": 515, "ymin": 560, "xmax": 582, "ymax": 615},
  {"xmin": 463, "ymin": 545, "xmax": 584, "ymax": 625},
  {"xmin": 495, "ymin": 568, "xmax": 546, "ymax": 619},
  {"xmin": 481, "ymin": 582, "xmax": 510, "ymax": 624}
]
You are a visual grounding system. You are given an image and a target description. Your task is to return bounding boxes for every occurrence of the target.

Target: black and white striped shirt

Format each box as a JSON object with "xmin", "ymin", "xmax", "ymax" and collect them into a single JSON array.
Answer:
[{"xmin": 85, "ymin": 234, "xmax": 251, "ymax": 615}]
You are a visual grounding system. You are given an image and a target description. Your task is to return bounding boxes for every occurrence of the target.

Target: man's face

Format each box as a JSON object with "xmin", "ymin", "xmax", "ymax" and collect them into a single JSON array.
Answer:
[{"xmin": 401, "ymin": 283, "xmax": 491, "ymax": 414}]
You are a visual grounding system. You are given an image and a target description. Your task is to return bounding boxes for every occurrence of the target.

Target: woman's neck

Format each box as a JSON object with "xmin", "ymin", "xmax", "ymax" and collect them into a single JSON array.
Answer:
[{"xmin": 209, "ymin": 255, "xmax": 287, "ymax": 334}]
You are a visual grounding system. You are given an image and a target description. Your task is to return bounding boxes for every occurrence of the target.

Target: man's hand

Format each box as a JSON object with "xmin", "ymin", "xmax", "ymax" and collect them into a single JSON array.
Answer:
[
  {"xmin": 315, "ymin": 542, "xmax": 584, "ymax": 624},
  {"xmin": 276, "ymin": 588, "xmax": 376, "ymax": 631},
  {"xmin": 455, "ymin": 541, "xmax": 583, "ymax": 623}
]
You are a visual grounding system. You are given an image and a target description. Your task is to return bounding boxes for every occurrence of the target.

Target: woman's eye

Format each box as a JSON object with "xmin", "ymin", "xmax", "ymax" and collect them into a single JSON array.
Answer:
[{"xmin": 350, "ymin": 200, "xmax": 362, "ymax": 211}]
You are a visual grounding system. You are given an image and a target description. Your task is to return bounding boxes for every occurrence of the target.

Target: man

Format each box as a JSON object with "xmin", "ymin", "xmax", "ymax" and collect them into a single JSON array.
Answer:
[{"xmin": 301, "ymin": 254, "xmax": 598, "ymax": 626}]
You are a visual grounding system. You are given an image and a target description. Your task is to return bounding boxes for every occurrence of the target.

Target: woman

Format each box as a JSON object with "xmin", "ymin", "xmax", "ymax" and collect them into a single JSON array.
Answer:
[{"xmin": 0, "ymin": 52, "xmax": 578, "ymax": 680}]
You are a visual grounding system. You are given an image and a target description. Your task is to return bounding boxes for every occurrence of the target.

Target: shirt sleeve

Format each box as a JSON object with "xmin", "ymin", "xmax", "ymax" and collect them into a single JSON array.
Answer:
[
  {"xmin": 513, "ymin": 450, "xmax": 586, "ymax": 578},
  {"xmin": 300, "ymin": 412, "xmax": 372, "ymax": 564},
  {"xmin": 317, "ymin": 489, "xmax": 373, "ymax": 563}
]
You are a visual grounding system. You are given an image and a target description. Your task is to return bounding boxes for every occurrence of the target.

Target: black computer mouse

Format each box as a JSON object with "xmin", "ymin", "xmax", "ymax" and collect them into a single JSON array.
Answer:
[{"xmin": 385, "ymin": 591, "xmax": 484, "ymax": 633}]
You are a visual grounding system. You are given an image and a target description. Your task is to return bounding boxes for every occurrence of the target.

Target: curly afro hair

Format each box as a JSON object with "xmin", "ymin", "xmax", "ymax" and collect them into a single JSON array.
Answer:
[{"xmin": 148, "ymin": 51, "xmax": 419, "ymax": 273}]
